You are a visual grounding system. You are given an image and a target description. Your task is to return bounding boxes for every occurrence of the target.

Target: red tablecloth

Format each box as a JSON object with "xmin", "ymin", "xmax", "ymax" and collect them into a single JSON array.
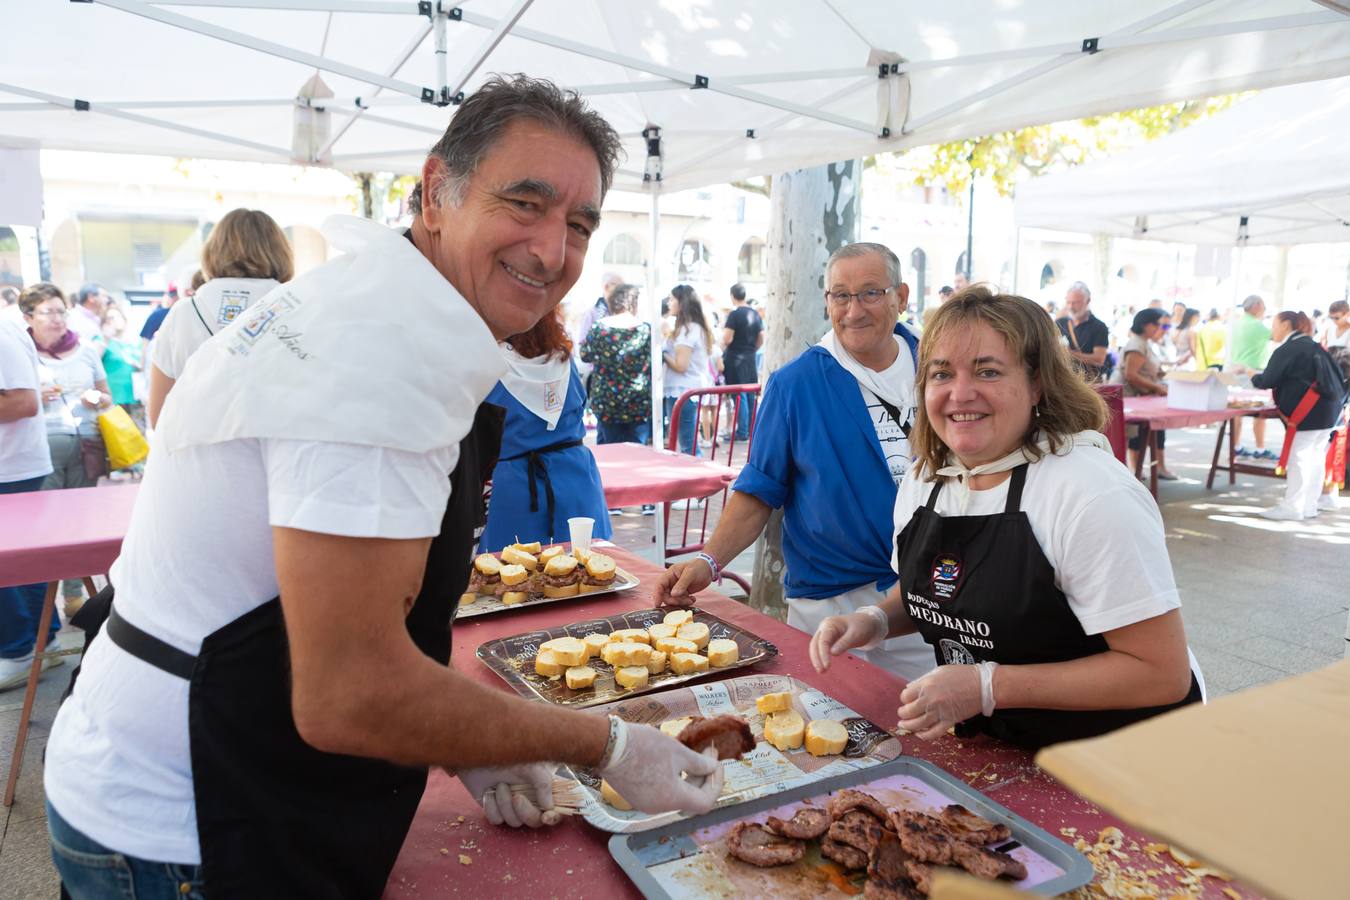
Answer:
[
  {"xmin": 1123, "ymin": 391, "xmax": 1275, "ymax": 431},
  {"xmin": 387, "ymin": 547, "xmax": 1249, "ymax": 899},
  {"xmin": 0, "ymin": 484, "xmax": 138, "ymax": 586},
  {"xmin": 591, "ymin": 442, "xmax": 738, "ymax": 507}
]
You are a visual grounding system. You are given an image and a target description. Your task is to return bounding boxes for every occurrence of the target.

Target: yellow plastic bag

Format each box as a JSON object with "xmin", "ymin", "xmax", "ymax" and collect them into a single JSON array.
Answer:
[{"xmin": 98, "ymin": 405, "xmax": 149, "ymax": 470}]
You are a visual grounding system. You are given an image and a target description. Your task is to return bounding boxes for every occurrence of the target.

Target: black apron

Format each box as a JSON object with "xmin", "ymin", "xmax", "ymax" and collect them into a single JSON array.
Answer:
[
  {"xmin": 894, "ymin": 464, "xmax": 1200, "ymax": 751},
  {"xmin": 87, "ymin": 403, "xmax": 503, "ymax": 899}
]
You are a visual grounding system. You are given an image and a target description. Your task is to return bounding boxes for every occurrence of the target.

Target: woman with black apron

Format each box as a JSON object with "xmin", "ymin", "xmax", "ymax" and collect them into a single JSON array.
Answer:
[{"xmin": 809, "ymin": 288, "xmax": 1202, "ymax": 751}]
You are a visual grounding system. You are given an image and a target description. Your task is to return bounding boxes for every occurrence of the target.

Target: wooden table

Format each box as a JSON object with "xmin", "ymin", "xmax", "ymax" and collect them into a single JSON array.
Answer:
[
  {"xmin": 1122, "ymin": 393, "xmax": 1277, "ymax": 497},
  {"xmin": 385, "ymin": 546, "xmax": 1251, "ymax": 899},
  {"xmin": 0, "ymin": 485, "xmax": 138, "ymax": 806}
]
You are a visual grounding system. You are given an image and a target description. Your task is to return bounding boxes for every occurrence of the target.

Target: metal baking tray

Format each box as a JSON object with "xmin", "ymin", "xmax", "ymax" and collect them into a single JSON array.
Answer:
[
  {"xmin": 456, "ymin": 558, "xmax": 638, "ymax": 618},
  {"xmin": 609, "ymin": 756, "xmax": 1095, "ymax": 898},
  {"xmin": 475, "ymin": 607, "xmax": 777, "ymax": 708},
  {"xmin": 567, "ymin": 673, "xmax": 902, "ymax": 834}
]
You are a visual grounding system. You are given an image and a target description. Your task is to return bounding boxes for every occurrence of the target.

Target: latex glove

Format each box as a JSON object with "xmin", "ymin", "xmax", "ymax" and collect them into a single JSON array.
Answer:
[
  {"xmin": 599, "ymin": 720, "xmax": 724, "ymax": 815},
  {"xmin": 808, "ymin": 607, "xmax": 889, "ymax": 673},
  {"xmin": 897, "ymin": 664, "xmax": 986, "ymax": 741},
  {"xmin": 458, "ymin": 762, "xmax": 556, "ymax": 828},
  {"xmin": 654, "ymin": 559, "xmax": 713, "ymax": 608}
]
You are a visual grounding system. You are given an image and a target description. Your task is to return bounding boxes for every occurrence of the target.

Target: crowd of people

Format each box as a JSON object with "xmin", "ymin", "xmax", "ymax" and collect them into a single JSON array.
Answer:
[{"xmin": 0, "ymin": 73, "xmax": 1346, "ymax": 899}]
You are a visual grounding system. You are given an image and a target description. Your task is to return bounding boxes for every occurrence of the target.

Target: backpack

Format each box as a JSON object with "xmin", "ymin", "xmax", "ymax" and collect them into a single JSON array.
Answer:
[{"xmin": 1312, "ymin": 344, "xmax": 1350, "ymax": 406}]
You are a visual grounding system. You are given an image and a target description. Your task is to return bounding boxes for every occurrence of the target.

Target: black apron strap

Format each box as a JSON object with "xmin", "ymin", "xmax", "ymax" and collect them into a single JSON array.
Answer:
[
  {"xmin": 924, "ymin": 477, "xmax": 942, "ymax": 510},
  {"xmin": 875, "ymin": 395, "xmax": 912, "ymax": 439},
  {"xmin": 499, "ymin": 437, "xmax": 583, "ymax": 539},
  {"xmin": 1003, "ymin": 464, "xmax": 1030, "ymax": 513},
  {"xmin": 106, "ymin": 606, "xmax": 197, "ymax": 679}
]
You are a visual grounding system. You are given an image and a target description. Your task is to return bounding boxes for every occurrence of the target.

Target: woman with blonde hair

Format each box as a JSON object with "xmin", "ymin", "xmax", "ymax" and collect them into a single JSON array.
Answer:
[
  {"xmin": 148, "ymin": 208, "xmax": 293, "ymax": 426},
  {"xmin": 810, "ymin": 286, "xmax": 1202, "ymax": 750}
]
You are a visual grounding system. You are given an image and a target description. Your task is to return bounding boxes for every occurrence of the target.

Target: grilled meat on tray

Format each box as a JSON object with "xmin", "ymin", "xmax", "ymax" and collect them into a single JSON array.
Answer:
[
  {"xmin": 677, "ymin": 715, "xmax": 755, "ymax": 761},
  {"xmin": 725, "ymin": 821, "xmax": 805, "ymax": 867},
  {"xmin": 939, "ymin": 804, "xmax": 1012, "ymax": 845},
  {"xmin": 766, "ymin": 806, "xmax": 831, "ymax": 840},
  {"xmin": 828, "ymin": 788, "xmax": 891, "ymax": 822}
]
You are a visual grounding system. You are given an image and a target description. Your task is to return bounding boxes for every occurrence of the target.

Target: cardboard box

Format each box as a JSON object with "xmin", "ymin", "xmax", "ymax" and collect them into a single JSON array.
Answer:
[
  {"xmin": 1165, "ymin": 369, "xmax": 1238, "ymax": 410},
  {"xmin": 1037, "ymin": 660, "xmax": 1350, "ymax": 900}
]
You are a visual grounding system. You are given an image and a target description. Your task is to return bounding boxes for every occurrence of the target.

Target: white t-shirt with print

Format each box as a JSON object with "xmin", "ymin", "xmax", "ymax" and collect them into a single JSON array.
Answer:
[
  {"xmin": 44, "ymin": 436, "xmax": 456, "ymax": 865},
  {"xmin": 152, "ymin": 277, "xmax": 281, "ymax": 379},
  {"xmin": 859, "ymin": 335, "xmax": 917, "ymax": 487},
  {"xmin": 0, "ymin": 318, "xmax": 53, "ymax": 482},
  {"xmin": 891, "ymin": 445, "xmax": 1181, "ymax": 637},
  {"xmin": 664, "ymin": 323, "xmax": 710, "ymax": 397}
]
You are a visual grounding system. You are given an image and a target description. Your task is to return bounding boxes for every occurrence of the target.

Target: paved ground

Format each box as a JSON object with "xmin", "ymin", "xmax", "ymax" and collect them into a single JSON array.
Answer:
[{"xmin": 3, "ymin": 421, "xmax": 1346, "ymax": 896}]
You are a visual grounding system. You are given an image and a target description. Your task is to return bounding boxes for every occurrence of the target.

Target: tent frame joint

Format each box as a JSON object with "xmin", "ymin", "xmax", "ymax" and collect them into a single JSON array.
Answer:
[
  {"xmin": 420, "ymin": 87, "xmax": 463, "ymax": 106},
  {"xmin": 745, "ymin": 128, "xmax": 756, "ymax": 139},
  {"xmin": 692, "ymin": 75, "xmax": 709, "ymax": 89},
  {"xmin": 74, "ymin": 99, "xmax": 90, "ymax": 111},
  {"xmin": 443, "ymin": 3, "xmax": 462, "ymax": 21},
  {"xmin": 1081, "ymin": 37, "xmax": 1100, "ymax": 54}
]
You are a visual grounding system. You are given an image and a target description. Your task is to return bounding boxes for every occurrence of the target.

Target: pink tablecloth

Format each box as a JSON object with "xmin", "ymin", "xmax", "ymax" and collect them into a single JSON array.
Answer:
[
  {"xmin": 591, "ymin": 442, "xmax": 738, "ymax": 507},
  {"xmin": 1123, "ymin": 391, "xmax": 1275, "ymax": 431},
  {"xmin": 0, "ymin": 485, "xmax": 138, "ymax": 586},
  {"xmin": 386, "ymin": 547, "xmax": 1250, "ymax": 900}
]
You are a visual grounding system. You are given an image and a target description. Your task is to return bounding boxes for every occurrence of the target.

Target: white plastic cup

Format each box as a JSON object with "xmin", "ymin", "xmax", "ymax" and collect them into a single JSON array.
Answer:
[{"xmin": 568, "ymin": 516, "xmax": 595, "ymax": 558}]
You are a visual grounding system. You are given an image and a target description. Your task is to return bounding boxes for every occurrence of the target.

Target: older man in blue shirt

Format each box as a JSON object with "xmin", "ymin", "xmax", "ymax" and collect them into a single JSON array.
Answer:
[{"xmin": 657, "ymin": 243, "xmax": 931, "ymax": 680}]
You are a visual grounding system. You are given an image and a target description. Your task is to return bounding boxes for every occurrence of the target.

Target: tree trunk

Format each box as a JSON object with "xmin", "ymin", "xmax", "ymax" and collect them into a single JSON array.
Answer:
[
  {"xmin": 748, "ymin": 161, "xmax": 860, "ymax": 621},
  {"xmin": 356, "ymin": 172, "xmax": 375, "ymax": 220}
]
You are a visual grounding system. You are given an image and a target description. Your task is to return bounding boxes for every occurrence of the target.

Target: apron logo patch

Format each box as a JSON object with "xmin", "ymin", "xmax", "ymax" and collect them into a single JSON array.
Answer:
[
  {"xmin": 938, "ymin": 638, "xmax": 976, "ymax": 666},
  {"xmin": 930, "ymin": 554, "xmax": 964, "ymax": 601},
  {"xmin": 544, "ymin": 380, "xmax": 563, "ymax": 413}
]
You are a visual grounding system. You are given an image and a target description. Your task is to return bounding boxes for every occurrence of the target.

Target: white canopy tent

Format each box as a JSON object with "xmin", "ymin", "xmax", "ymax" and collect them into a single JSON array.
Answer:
[
  {"xmin": 3, "ymin": 0, "xmax": 1350, "ymax": 195},
  {"xmin": 1014, "ymin": 74, "xmax": 1350, "ymax": 246},
  {"xmin": 5, "ymin": 1, "xmax": 1350, "ymax": 555}
]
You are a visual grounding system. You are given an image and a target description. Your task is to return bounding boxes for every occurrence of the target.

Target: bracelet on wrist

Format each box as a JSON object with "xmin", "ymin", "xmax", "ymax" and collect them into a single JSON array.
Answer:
[{"xmin": 694, "ymin": 551, "xmax": 722, "ymax": 584}]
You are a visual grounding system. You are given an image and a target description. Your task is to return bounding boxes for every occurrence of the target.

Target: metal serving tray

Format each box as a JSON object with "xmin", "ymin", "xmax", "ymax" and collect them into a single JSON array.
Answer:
[
  {"xmin": 475, "ymin": 607, "xmax": 777, "ymax": 708},
  {"xmin": 567, "ymin": 673, "xmax": 902, "ymax": 834},
  {"xmin": 456, "ymin": 562, "xmax": 639, "ymax": 618},
  {"xmin": 609, "ymin": 756, "xmax": 1095, "ymax": 898}
]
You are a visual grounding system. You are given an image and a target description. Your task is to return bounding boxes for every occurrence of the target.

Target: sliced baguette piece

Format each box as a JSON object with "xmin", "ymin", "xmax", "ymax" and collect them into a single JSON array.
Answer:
[
  {"xmin": 662, "ymin": 609, "xmax": 694, "ymax": 627},
  {"xmin": 676, "ymin": 621, "xmax": 710, "ymax": 650},
  {"xmin": 755, "ymin": 691, "xmax": 793, "ymax": 715},
  {"xmin": 804, "ymin": 719, "xmax": 848, "ymax": 756},
  {"xmin": 669, "ymin": 652, "xmax": 709, "ymax": 675},
  {"xmin": 764, "ymin": 709, "xmax": 805, "ymax": 751},
  {"xmin": 564, "ymin": 666, "xmax": 597, "ymax": 690},
  {"xmin": 614, "ymin": 666, "xmax": 649, "ymax": 690},
  {"xmin": 706, "ymin": 638, "xmax": 739, "ymax": 667}
]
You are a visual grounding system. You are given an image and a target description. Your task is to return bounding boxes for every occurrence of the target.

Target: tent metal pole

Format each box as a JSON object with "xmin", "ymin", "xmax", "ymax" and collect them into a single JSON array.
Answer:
[
  {"xmin": 328, "ymin": 108, "xmax": 442, "ymax": 136},
  {"xmin": 447, "ymin": 0, "xmax": 536, "ymax": 99},
  {"xmin": 96, "ymin": 0, "xmax": 427, "ymax": 100},
  {"xmin": 662, "ymin": 78, "xmax": 873, "ymax": 180},
  {"xmin": 648, "ymin": 189, "xmax": 667, "ymax": 562},
  {"xmin": 905, "ymin": 0, "xmax": 1219, "ymax": 133},
  {"xmin": 315, "ymin": 20, "xmax": 433, "ymax": 160},
  {"xmin": 433, "ymin": 2, "xmax": 448, "ymax": 99},
  {"xmin": 572, "ymin": 67, "xmax": 874, "ymax": 96},
  {"xmin": 0, "ymin": 82, "xmax": 293, "ymax": 158},
  {"xmin": 143, "ymin": 0, "xmax": 418, "ymax": 13},
  {"xmin": 454, "ymin": 9, "xmax": 881, "ymax": 135}
]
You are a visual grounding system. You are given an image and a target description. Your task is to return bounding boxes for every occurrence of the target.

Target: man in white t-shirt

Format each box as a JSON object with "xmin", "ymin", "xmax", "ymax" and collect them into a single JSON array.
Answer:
[
  {"xmin": 656, "ymin": 243, "xmax": 932, "ymax": 680},
  {"xmin": 44, "ymin": 76, "xmax": 722, "ymax": 900},
  {"xmin": 0, "ymin": 316, "xmax": 59, "ymax": 691}
]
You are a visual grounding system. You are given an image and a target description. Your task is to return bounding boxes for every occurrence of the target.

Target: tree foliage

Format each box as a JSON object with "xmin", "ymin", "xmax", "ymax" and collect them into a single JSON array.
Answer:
[{"xmin": 909, "ymin": 95, "xmax": 1247, "ymax": 197}]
